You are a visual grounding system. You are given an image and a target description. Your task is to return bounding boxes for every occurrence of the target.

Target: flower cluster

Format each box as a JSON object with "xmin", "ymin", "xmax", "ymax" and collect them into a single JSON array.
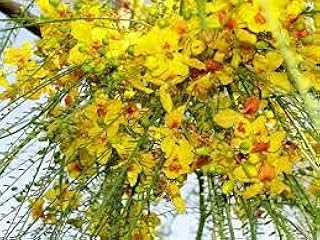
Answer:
[{"xmin": 1, "ymin": 0, "xmax": 320, "ymax": 239}]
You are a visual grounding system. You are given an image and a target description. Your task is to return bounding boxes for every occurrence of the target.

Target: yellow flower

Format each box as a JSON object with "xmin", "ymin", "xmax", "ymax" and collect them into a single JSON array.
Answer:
[
  {"xmin": 159, "ymin": 84, "xmax": 173, "ymax": 113},
  {"xmin": 145, "ymin": 53, "xmax": 190, "ymax": 86},
  {"xmin": 243, "ymin": 183, "xmax": 264, "ymax": 199},
  {"xmin": 31, "ymin": 198, "xmax": 45, "ymax": 220},
  {"xmin": 300, "ymin": 45, "xmax": 320, "ymax": 62},
  {"xmin": 4, "ymin": 42, "xmax": 32, "ymax": 67},
  {"xmin": 308, "ymin": 178, "xmax": 320, "ymax": 196},
  {"xmin": 161, "ymin": 136, "xmax": 176, "ymax": 157},
  {"xmin": 233, "ymin": 166, "xmax": 251, "ymax": 183},
  {"xmin": 135, "ymin": 27, "xmax": 180, "ymax": 55},
  {"xmin": 234, "ymin": 118, "xmax": 252, "ymax": 139},
  {"xmin": 3, "ymin": 60, "xmax": 51, "ymax": 100},
  {"xmin": 45, "ymin": 183, "xmax": 80, "ymax": 211},
  {"xmin": 172, "ymin": 196, "xmax": 186, "ymax": 214},
  {"xmin": 238, "ymin": 0, "xmax": 288, "ymax": 33},
  {"xmin": 87, "ymin": 137, "xmax": 112, "ymax": 165},
  {"xmin": 128, "ymin": 163, "xmax": 142, "ymax": 186},
  {"xmin": 165, "ymin": 105, "xmax": 186, "ymax": 129},
  {"xmin": 37, "ymin": 0, "xmax": 65, "ymax": 17},
  {"xmin": 267, "ymin": 179, "xmax": 290, "ymax": 196},
  {"xmin": 237, "ymin": 4, "xmax": 270, "ymax": 33},
  {"xmin": 213, "ymin": 109, "xmax": 243, "ymax": 129},
  {"xmin": 85, "ymin": 94, "xmax": 124, "ymax": 138},
  {"xmin": 231, "ymin": 50, "xmax": 241, "ymax": 68},
  {"xmin": 187, "ymin": 74, "xmax": 215, "ymax": 100},
  {"xmin": 253, "ymin": 51, "xmax": 284, "ymax": 73},
  {"xmin": 265, "ymin": 72, "xmax": 294, "ymax": 92},
  {"xmin": 250, "ymin": 114, "xmax": 265, "ymax": 131},
  {"xmin": 0, "ymin": 70, "xmax": 9, "ymax": 89},
  {"xmin": 168, "ymin": 154, "xmax": 190, "ymax": 172},
  {"xmin": 234, "ymin": 29, "xmax": 257, "ymax": 45},
  {"xmin": 67, "ymin": 161, "xmax": 82, "ymax": 179},
  {"xmin": 124, "ymin": 88, "xmax": 136, "ymax": 99},
  {"xmin": 190, "ymin": 39, "xmax": 206, "ymax": 56},
  {"xmin": 162, "ymin": 136, "xmax": 193, "ymax": 179},
  {"xmin": 70, "ymin": 21, "xmax": 94, "ymax": 45},
  {"xmin": 112, "ymin": 134, "xmax": 137, "ymax": 158},
  {"xmin": 139, "ymin": 153, "xmax": 157, "ymax": 173},
  {"xmin": 300, "ymin": 71, "xmax": 320, "ymax": 92},
  {"xmin": 149, "ymin": 126, "xmax": 171, "ymax": 140},
  {"xmin": 285, "ymin": 0, "xmax": 307, "ymax": 17},
  {"xmin": 215, "ymin": 66, "xmax": 234, "ymax": 85},
  {"xmin": 268, "ymin": 131, "xmax": 286, "ymax": 152},
  {"xmin": 67, "ymin": 44, "xmax": 88, "ymax": 65},
  {"xmin": 222, "ymin": 180, "xmax": 235, "ymax": 195},
  {"xmin": 168, "ymin": 182, "xmax": 181, "ymax": 196},
  {"xmin": 247, "ymin": 153, "xmax": 261, "ymax": 164},
  {"xmin": 267, "ymin": 154, "xmax": 293, "ymax": 174},
  {"xmin": 168, "ymin": 183, "xmax": 186, "ymax": 213}
]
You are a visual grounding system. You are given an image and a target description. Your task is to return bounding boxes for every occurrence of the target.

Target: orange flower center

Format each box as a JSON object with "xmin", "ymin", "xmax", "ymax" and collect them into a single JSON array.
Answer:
[
  {"xmin": 70, "ymin": 162, "xmax": 82, "ymax": 173},
  {"xmin": 167, "ymin": 117, "xmax": 180, "ymax": 129},
  {"xmin": 237, "ymin": 122, "xmax": 247, "ymax": 133},
  {"xmin": 225, "ymin": 18, "xmax": 237, "ymax": 30},
  {"xmin": 255, "ymin": 12, "xmax": 266, "ymax": 25},
  {"xmin": 168, "ymin": 162, "xmax": 183, "ymax": 173},
  {"xmin": 125, "ymin": 105, "xmax": 138, "ymax": 119},
  {"xmin": 96, "ymin": 104, "xmax": 107, "ymax": 117},
  {"xmin": 162, "ymin": 42, "xmax": 171, "ymax": 50},
  {"xmin": 205, "ymin": 59, "xmax": 222, "ymax": 73},
  {"xmin": 64, "ymin": 95, "xmax": 74, "ymax": 106},
  {"xmin": 252, "ymin": 141, "xmax": 270, "ymax": 152}
]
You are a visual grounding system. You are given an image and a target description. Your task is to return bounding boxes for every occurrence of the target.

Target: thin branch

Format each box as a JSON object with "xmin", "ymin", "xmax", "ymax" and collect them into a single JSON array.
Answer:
[
  {"xmin": 196, "ymin": 171, "xmax": 207, "ymax": 240},
  {"xmin": 0, "ymin": 0, "xmax": 41, "ymax": 37}
]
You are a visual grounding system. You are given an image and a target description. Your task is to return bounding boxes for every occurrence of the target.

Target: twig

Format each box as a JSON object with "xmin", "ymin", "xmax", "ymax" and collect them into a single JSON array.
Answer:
[
  {"xmin": 196, "ymin": 171, "xmax": 207, "ymax": 240},
  {"xmin": 0, "ymin": 0, "xmax": 40, "ymax": 36}
]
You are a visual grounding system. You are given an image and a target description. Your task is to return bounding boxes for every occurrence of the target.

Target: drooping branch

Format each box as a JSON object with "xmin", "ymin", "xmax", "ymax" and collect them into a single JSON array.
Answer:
[
  {"xmin": 0, "ymin": 0, "xmax": 131, "ymax": 38},
  {"xmin": 0, "ymin": 0, "xmax": 41, "ymax": 37}
]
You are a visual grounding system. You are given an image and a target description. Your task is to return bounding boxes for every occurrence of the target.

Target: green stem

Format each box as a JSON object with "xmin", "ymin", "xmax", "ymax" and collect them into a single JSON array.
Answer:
[
  {"xmin": 225, "ymin": 199, "xmax": 236, "ymax": 240},
  {"xmin": 276, "ymin": 98, "xmax": 320, "ymax": 173},
  {"xmin": 240, "ymin": 197, "xmax": 257, "ymax": 240},
  {"xmin": 226, "ymin": 84, "xmax": 236, "ymax": 108},
  {"xmin": 196, "ymin": 171, "xmax": 207, "ymax": 240},
  {"xmin": 262, "ymin": 200, "xmax": 295, "ymax": 240},
  {"xmin": 195, "ymin": 0, "xmax": 207, "ymax": 30},
  {"xmin": 179, "ymin": 0, "xmax": 185, "ymax": 15},
  {"xmin": 208, "ymin": 176, "xmax": 226, "ymax": 239}
]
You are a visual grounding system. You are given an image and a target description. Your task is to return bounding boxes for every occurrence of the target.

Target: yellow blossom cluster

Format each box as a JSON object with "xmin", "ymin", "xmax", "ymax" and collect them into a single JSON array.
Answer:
[
  {"xmin": 1, "ymin": 0, "xmax": 320, "ymax": 239},
  {"xmin": 212, "ymin": 109, "xmax": 300, "ymax": 199}
]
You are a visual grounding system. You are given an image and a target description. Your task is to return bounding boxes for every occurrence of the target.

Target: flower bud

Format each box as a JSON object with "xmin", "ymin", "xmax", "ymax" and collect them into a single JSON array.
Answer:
[
  {"xmin": 191, "ymin": 39, "xmax": 206, "ymax": 56},
  {"xmin": 222, "ymin": 180, "xmax": 235, "ymax": 194},
  {"xmin": 195, "ymin": 147, "xmax": 211, "ymax": 156},
  {"xmin": 243, "ymin": 164, "xmax": 258, "ymax": 178},
  {"xmin": 157, "ymin": 19, "xmax": 169, "ymax": 28},
  {"xmin": 247, "ymin": 153, "xmax": 260, "ymax": 164},
  {"xmin": 240, "ymin": 141, "xmax": 251, "ymax": 151}
]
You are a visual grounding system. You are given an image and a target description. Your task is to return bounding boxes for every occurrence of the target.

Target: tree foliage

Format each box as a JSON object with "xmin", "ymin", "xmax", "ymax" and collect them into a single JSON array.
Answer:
[{"xmin": 0, "ymin": 0, "xmax": 320, "ymax": 239}]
